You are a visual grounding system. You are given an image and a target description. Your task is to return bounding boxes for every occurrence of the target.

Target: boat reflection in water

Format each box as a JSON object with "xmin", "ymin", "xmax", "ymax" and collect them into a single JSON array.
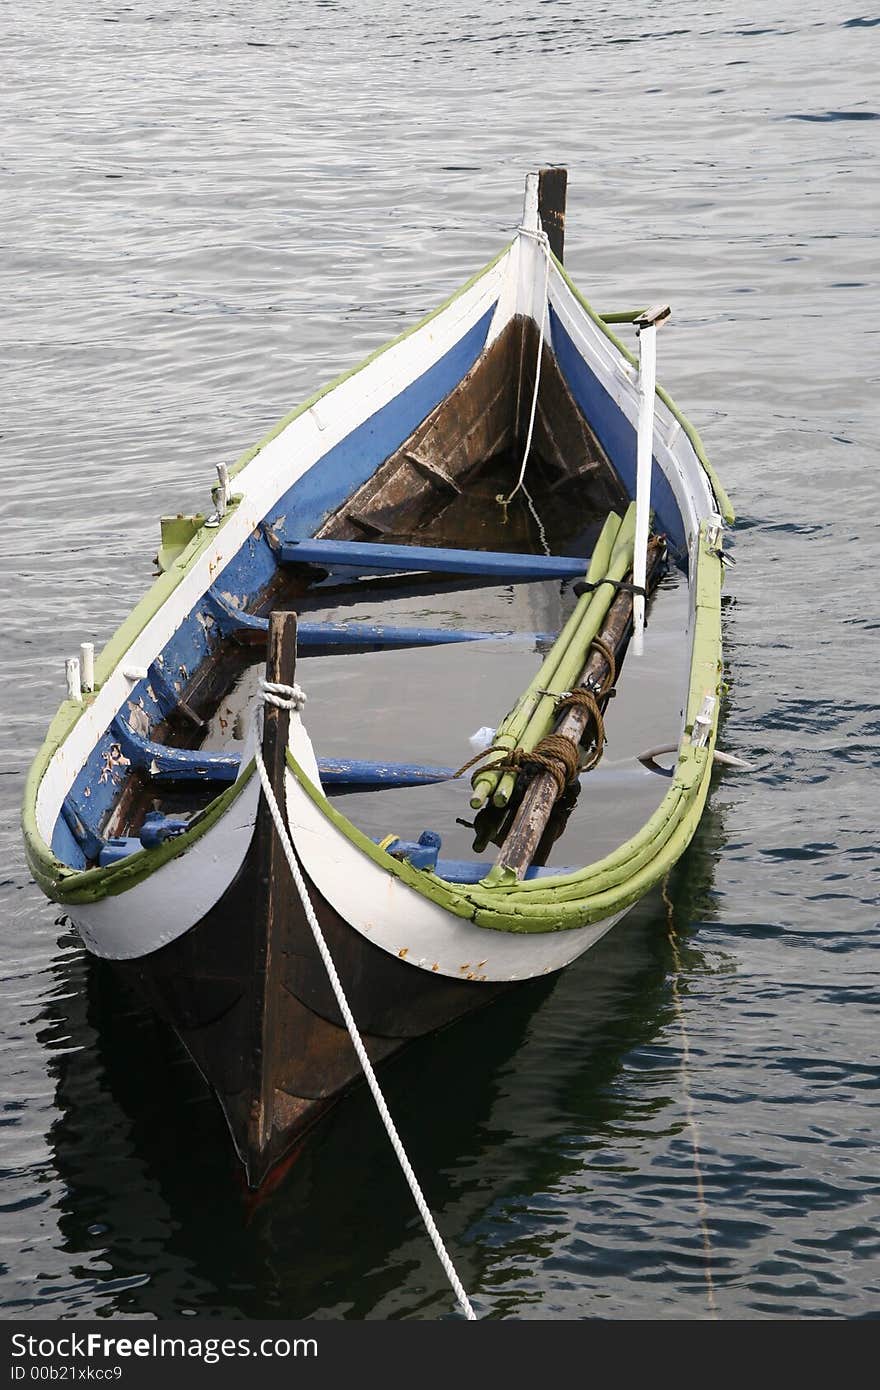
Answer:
[{"xmin": 42, "ymin": 787, "xmax": 730, "ymax": 1319}]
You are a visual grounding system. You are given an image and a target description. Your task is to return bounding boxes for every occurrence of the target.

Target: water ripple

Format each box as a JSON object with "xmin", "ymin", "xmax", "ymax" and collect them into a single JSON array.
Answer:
[{"xmin": 1, "ymin": 0, "xmax": 878, "ymax": 1324}]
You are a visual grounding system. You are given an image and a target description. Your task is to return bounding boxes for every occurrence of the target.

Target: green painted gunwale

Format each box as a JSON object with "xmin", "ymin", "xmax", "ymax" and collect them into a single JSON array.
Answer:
[
  {"xmin": 21, "ymin": 246, "xmax": 511, "ymax": 903},
  {"xmin": 23, "ymin": 242, "xmax": 729, "ymax": 923}
]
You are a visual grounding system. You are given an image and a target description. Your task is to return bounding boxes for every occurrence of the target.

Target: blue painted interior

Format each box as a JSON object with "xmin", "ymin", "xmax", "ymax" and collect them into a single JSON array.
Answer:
[
  {"xmin": 549, "ymin": 308, "xmax": 686, "ymax": 553},
  {"xmin": 111, "ymin": 718, "xmax": 239, "ymax": 782},
  {"xmin": 296, "ymin": 621, "xmax": 552, "ymax": 651},
  {"xmin": 206, "ymin": 529, "xmax": 278, "ymax": 620},
  {"xmin": 205, "ymin": 584, "xmax": 266, "ymax": 636},
  {"xmin": 264, "ymin": 308, "xmax": 495, "ymax": 545},
  {"xmin": 60, "ymin": 794, "xmax": 105, "ymax": 860},
  {"xmin": 54, "ymin": 727, "xmax": 134, "ymax": 864},
  {"xmin": 373, "ymin": 831, "xmax": 574, "ymax": 881},
  {"xmin": 436, "ymin": 860, "xmax": 576, "ymax": 884},
  {"xmin": 382, "ymin": 830, "xmax": 442, "ymax": 871},
  {"xmin": 54, "ymin": 307, "xmax": 496, "ymax": 864},
  {"xmin": 51, "ymin": 811, "xmax": 87, "ymax": 869}
]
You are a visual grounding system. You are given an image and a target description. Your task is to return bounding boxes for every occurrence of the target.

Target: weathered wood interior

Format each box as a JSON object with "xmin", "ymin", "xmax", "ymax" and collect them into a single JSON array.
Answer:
[{"xmin": 317, "ymin": 315, "xmax": 627, "ymax": 551}]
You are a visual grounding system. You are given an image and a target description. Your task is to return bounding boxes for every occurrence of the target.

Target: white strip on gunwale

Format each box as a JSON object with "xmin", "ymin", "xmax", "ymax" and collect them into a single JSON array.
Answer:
[{"xmin": 35, "ymin": 250, "xmax": 514, "ymax": 844}]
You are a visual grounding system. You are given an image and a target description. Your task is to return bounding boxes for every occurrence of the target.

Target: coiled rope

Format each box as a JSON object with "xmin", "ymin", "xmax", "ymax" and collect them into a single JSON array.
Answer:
[
  {"xmin": 260, "ymin": 679, "xmax": 306, "ymax": 709},
  {"xmin": 453, "ymin": 635, "xmax": 614, "ymax": 796},
  {"xmin": 252, "ymin": 678, "xmax": 477, "ymax": 1321}
]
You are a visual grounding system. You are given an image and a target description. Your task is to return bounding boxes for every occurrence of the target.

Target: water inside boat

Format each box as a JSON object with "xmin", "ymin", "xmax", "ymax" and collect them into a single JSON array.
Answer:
[{"xmin": 57, "ymin": 314, "xmax": 693, "ymax": 880}]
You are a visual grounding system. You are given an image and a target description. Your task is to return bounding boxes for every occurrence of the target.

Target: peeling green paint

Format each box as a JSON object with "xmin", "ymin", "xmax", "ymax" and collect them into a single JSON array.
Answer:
[
  {"xmin": 21, "ymin": 247, "xmax": 512, "ymax": 904},
  {"xmin": 156, "ymin": 514, "xmax": 208, "ymax": 573}
]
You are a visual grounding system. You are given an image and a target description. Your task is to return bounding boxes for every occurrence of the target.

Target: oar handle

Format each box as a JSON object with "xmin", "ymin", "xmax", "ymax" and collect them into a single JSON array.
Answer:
[{"xmin": 632, "ymin": 305, "xmax": 670, "ymax": 655}]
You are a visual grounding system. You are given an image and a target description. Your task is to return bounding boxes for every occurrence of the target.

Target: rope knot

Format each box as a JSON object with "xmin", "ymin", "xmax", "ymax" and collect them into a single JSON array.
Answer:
[
  {"xmin": 258, "ymin": 677, "xmax": 307, "ymax": 712},
  {"xmin": 516, "ymin": 734, "xmax": 581, "ymax": 799},
  {"xmin": 516, "ymin": 225, "xmax": 551, "ymax": 253},
  {"xmin": 555, "ymin": 691, "xmax": 605, "ymax": 773}
]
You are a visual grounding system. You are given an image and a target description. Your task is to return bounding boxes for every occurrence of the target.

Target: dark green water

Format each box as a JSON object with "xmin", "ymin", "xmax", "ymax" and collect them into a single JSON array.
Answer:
[{"xmin": 2, "ymin": 0, "xmax": 877, "ymax": 1320}]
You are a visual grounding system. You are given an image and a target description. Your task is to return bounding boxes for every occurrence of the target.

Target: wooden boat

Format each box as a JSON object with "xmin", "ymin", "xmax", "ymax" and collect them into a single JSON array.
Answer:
[{"xmin": 23, "ymin": 170, "xmax": 733, "ymax": 1188}]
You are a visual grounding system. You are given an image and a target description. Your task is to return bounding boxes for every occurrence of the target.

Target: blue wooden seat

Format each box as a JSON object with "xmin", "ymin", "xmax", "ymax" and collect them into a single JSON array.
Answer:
[
  {"xmin": 278, "ymin": 538, "xmax": 588, "ymax": 581},
  {"xmin": 205, "ymin": 588, "xmax": 551, "ymax": 650},
  {"xmin": 109, "ymin": 718, "xmax": 455, "ymax": 789}
]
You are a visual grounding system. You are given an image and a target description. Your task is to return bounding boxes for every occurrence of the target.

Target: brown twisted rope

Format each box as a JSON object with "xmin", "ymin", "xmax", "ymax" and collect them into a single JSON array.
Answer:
[
  {"xmin": 555, "ymin": 688, "xmax": 606, "ymax": 772},
  {"xmin": 452, "ymin": 635, "xmax": 615, "ymax": 793},
  {"xmin": 451, "ymin": 744, "xmax": 509, "ymax": 782},
  {"xmin": 515, "ymin": 734, "xmax": 582, "ymax": 798},
  {"xmin": 586, "ymin": 635, "xmax": 617, "ymax": 697},
  {"xmin": 455, "ymin": 734, "xmax": 584, "ymax": 799},
  {"xmin": 452, "ymin": 737, "xmax": 580, "ymax": 798}
]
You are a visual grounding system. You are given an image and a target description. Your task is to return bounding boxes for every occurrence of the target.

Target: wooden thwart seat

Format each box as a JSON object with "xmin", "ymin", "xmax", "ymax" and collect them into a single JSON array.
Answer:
[
  {"xmin": 108, "ymin": 717, "xmax": 455, "ymax": 789},
  {"xmin": 278, "ymin": 537, "xmax": 589, "ymax": 580},
  {"xmin": 205, "ymin": 586, "xmax": 551, "ymax": 649}
]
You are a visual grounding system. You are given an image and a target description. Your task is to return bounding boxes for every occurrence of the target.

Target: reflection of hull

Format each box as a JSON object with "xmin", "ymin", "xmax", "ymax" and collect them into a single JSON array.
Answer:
[
  {"xmin": 45, "ymin": 793, "xmax": 727, "ymax": 1317},
  {"xmin": 116, "ymin": 791, "xmax": 506, "ymax": 1187}
]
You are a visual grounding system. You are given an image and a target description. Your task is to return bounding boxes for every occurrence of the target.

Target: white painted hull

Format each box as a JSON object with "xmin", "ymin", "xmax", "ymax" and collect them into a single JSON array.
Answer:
[{"xmin": 70, "ymin": 712, "xmax": 625, "ymax": 980}]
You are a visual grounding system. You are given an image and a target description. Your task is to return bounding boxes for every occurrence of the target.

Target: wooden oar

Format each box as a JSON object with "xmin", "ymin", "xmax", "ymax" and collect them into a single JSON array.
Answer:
[
  {"xmin": 489, "ymin": 502, "xmax": 638, "ymax": 809},
  {"xmin": 484, "ymin": 536, "xmax": 666, "ymax": 884},
  {"xmin": 469, "ymin": 509, "xmax": 623, "ymax": 810}
]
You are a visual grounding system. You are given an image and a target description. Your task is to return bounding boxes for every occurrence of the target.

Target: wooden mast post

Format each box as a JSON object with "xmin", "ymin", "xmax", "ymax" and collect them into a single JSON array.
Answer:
[
  {"xmin": 247, "ymin": 609, "xmax": 299, "ymax": 1176},
  {"xmin": 537, "ymin": 167, "xmax": 568, "ymax": 263}
]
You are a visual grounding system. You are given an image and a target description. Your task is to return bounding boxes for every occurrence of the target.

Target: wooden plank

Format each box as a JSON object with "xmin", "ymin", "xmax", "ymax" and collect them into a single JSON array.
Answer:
[
  {"xmin": 279, "ymin": 537, "xmax": 588, "ymax": 580},
  {"xmin": 538, "ymin": 167, "xmax": 568, "ymax": 263},
  {"xmin": 319, "ymin": 759, "xmax": 454, "ymax": 788},
  {"xmin": 317, "ymin": 320, "xmax": 521, "ymax": 542},
  {"xmin": 513, "ymin": 321, "xmax": 627, "ymax": 513},
  {"xmin": 403, "ymin": 451, "xmax": 463, "ymax": 494},
  {"xmin": 295, "ymin": 621, "xmax": 554, "ymax": 651}
]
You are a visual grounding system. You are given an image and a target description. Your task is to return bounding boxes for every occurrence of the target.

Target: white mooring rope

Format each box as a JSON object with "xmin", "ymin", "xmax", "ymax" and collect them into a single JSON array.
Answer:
[
  {"xmin": 253, "ymin": 680, "xmax": 478, "ymax": 1321},
  {"xmin": 260, "ymin": 678, "xmax": 307, "ymax": 710},
  {"xmin": 497, "ymin": 228, "xmax": 552, "ymax": 556}
]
